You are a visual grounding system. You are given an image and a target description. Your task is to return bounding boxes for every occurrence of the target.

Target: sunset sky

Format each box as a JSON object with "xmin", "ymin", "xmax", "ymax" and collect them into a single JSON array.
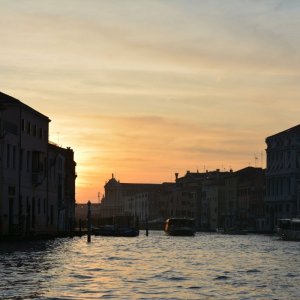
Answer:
[{"xmin": 1, "ymin": 0, "xmax": 300, "ymax": 203}]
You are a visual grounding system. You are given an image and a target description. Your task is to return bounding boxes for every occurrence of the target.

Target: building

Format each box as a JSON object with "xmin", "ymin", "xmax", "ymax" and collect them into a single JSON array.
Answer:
[
  {"xmin": 123, "ymin": 192, "xmax": 149, "ymax": 222},
  {"xmin": 99, "ymin": 174, "xmax": 162, "ymax": 221},
  {"xmin": 176, "ymin": 170, "xmax": 231, "ymax": 230},
  {"xmin": 235, "ymin": 167, "xmax": 265, "ymax": 231},
  {"xmin": 201, "ymin": 176, "xmax": 225, "ymax": 231},
  {"xmin": 0, "ymin": 92, "xmax": 76, "ymax": 237},
  {"xmin": 265, "ymin": 125, "xmax": 300, "ymax": 231},
  {"xmin": 48, "ymin": 143, "xmax": 77, "ymax": 233}
]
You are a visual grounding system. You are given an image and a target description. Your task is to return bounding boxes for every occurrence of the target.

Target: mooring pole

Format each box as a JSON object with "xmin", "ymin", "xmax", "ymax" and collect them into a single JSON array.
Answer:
[
  {"xmin": 87, "ymin": 201, "xmax": 91, "ymax": 243},
  {"xmin": 146, "ymin": 215, "xmax": 149, "ymax": 236},
  {"xmin": 79, "ymin": 218, "xmax": 82, "ymax": 235}
]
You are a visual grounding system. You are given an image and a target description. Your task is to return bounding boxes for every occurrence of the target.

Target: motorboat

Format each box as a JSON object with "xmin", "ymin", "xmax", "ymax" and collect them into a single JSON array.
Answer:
[
  {"xmin": 277, "ymin": 218, "xmax": 300, "ymax": 241},
  {"xmin": 92, "ymin": 225, "xmax": 139, "ymax": 237},
  {"xmin": 164, "ymin": 218, "xmax": 196, "ymax": 236}
]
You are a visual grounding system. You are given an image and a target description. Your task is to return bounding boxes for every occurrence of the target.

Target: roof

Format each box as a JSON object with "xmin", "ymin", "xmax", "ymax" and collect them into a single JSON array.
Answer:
[
  {"xmin": 234, "ymin": 166, "xmax": 264, "ymax": 176},
  {"xmin": 266, "ymin": 124, "xmax": 300, "ymax": 141},
  {"xmin": 0, "ymin": 91, "xmax": 50, "ymax": 122}
]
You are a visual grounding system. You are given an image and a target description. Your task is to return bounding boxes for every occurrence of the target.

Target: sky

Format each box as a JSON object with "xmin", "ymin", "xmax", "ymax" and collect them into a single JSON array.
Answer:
[{"xmin": 1, "ymin": 0, "xmax": 300, "ymax": 203}]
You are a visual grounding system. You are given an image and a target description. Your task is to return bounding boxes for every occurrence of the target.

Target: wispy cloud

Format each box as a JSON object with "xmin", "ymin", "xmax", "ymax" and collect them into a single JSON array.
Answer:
[{"xmin": 1, "ymin": 0, "xmax": 299, "ymax": 201}]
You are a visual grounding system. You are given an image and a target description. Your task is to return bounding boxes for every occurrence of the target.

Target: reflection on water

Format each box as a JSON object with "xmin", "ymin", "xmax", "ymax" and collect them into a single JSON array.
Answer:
[{"xmin": 1, "ymin": 232, "xmax": 300, "ymax": 299}]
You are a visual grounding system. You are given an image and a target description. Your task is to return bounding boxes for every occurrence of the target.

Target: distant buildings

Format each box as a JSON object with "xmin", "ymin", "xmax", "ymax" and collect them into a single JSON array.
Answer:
[
  {"xmin": 100, "ymin": 174, "xmax": 162, "ymax": 222},
  {"xmin": 176, "ymin": 168, "xmax": 265, "ymax": 232},
  {"xmin": 88, "ymin": 124, "xmax": 300, "ymax": 233},
  {"xmin": 78, "ymin": 123, "xmax": 300, "ymax": 234},
  {"xmin": 264, "ymin": 125, "xmax": 300, "ymax": 231},
  {"xmin": 96, "ymin": 168, "xmax": 265, "ymax": 232},
  {"xmin": 0, "ymin": 92, "xmax": 76, "ymax": 237}
]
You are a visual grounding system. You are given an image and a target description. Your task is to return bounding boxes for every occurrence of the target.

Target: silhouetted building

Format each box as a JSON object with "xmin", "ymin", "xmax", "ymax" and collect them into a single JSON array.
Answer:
[
  {"xmin": 175, "ymin": 170, "xmax": 230, "ymax": 230},
  {"xmin": 219, "ymin": 167, "xmax": 265, "ymax": 232},
  {"xmin": 265, "ymin": 125, "xmax": 300, "ymax": 231},
  {"xmin": 123, "ymin": 192, "xmax": 149, "ymax": 222},
  {"xmin": 100, "ymin": 174, "xmax": 162, "ymax": 220},
  {"xmin": 201, "ymin": 175, "xmax": 226, "ymax": 231},
  {"xmin": 48, "ymin": 143, "xmax": 77, "ymax": 233},
  {"xmin": 0, "ymin": 92, "xmax": 76, "ymax": 237},
  {"xmin": 236, "ymin": 167, "xmax": 265, "ymax": 231}
]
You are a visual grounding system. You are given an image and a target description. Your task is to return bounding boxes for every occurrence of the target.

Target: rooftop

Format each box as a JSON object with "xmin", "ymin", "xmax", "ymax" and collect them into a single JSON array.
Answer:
[{"xmin": 0, "ymin": 91, "xmax": 50, "ymax": 122}]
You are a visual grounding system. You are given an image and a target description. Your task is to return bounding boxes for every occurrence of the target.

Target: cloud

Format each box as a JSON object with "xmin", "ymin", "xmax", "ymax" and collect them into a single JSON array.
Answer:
[{"xmin": 1, "ymin": 0, "xmax": 300, "ymax": 201}]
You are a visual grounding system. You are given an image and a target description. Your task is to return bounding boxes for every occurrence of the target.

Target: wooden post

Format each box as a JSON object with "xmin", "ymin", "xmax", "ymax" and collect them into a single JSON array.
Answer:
[
  {"xmin": 146, "ymin": 215, "xmax": 149, "ymax": 236},
  {"xmin": 87, "ymin": 201, "xmax": 91, "ymax": 243}
]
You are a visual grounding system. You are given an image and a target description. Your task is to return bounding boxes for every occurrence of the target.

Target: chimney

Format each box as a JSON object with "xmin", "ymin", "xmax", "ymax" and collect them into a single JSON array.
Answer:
[{"xmin": 175, "ymin": 173, "xmax": 179, "ymax": 181}]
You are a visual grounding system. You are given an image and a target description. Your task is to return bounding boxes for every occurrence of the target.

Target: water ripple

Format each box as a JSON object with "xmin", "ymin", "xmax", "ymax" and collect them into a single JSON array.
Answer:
[{"xmin": 0, "ymin": 234, "xmax": 300, "ymax": 299}]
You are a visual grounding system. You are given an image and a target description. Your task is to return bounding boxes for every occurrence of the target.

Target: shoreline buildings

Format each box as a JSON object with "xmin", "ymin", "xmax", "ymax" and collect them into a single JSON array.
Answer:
[
  {"xmin": 94, "ymin": 168, "xmax": 265, "ymax": 232},
  {"xmin": 0, "ymin": 92, "xmax": 76, "ymax": 237},
  {"xmin": 78, "ymin": 124, "xmax": 299, "ymax": 233},
  {"xmin": 78, "ymin": 123, "xmax": 299, "ymax": 234}
]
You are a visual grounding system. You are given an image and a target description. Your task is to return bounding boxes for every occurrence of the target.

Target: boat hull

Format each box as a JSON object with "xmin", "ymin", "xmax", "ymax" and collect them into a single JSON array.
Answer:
[
  {"xmin": 164, "ymin": 218, "xmax": 196, "ymax": 236},
  {"xmin": 92, "ymin": 226, "xmax": 139, "ymax": 237},
  {"xmin": 277, "ymin": 218, "xmax": 300, "ymax": 241},
  {"xmin": 277, "ymin": 229, "xmax": 300, "ymax": 241}
]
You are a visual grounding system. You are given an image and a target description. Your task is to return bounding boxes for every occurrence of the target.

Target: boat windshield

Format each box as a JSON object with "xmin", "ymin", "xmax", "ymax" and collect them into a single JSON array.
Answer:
[
  {"xmin": 278, "ymin": 219, "xmax": 291, "ymax": 230},
  {"xmin": 167, "ymin": 218, "xmax": 195, "ymax": 227}
]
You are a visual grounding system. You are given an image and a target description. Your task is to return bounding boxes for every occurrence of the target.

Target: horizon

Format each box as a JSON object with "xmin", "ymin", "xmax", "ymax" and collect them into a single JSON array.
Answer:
[{"xmin": 1, "ymin": 0, "xmax": 300, "ymax": 203}]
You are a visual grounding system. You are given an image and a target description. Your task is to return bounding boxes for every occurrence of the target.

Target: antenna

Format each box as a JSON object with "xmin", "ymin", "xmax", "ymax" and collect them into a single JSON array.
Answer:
[{"xmin": 254, "ymin": 153, "xmax": 258, "ymax": 167}]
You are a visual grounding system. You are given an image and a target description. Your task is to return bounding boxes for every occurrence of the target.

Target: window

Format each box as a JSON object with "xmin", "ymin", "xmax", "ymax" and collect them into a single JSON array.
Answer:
[
  {"xmin": 50, "ymin": 205, "xmax": 54, "ymax": 225},
  {"xmin": 12, "ymin": 146, "xmax": 16, "ymax": 168},
  {"xmin": 8, "ymin": 186, "xmax": 15, "ymax": 196},
  {"xmin": 33, "ymin": 124, "xmax": 37, "ymax": 137},
  {"xmin": 19, "ymin": 195, "xmax": 23, "ymax": 218},
  {"xmin": 286, "ymin": 204, "xmax": 290, "ymax": 213},
  {"xmin": 6, "ymin": 144, "xmax": 10, "ymax": 168},
  {"xmin": 19, "ymin": 149, "xmax": 23, "ymax": 171},
  {"xmin": 43, "ymin": 129, "xmax": 47, "ymax": 141},
  {"xmin": 26, "ymin": 151, "xmax": 30, "ymax": 172},
  {"xmin": 39, "ymin": 128, "xmax": 43, "ymax": 139},
  {"xmin": 27, "ymin": 121, "xmax": 31, "ymax": 135},
  {"xmin": 21, "ymin": 119, "xmax": 25, "ymax": 131},
  {"xmin": 44, "ymin": 198, "xmax": 46, "ymax": 214},
  {"xmin": 58, "ymin": 157, "xmax": 63, "ymax": 171},
  {"xmin": 32, "ymin": 197, "xmax": 35, "ymax": 228},
  {"xmin": 32, "ymin": 151, "xmax": 43, "ymax": 172},
  {"xmin": 38, "ymin": 198, "xmax": 41, "ymax": 214}
]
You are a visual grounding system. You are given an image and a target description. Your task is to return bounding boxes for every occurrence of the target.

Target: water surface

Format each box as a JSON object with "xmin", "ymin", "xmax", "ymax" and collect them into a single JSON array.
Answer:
[{"xmin": 1, "ymin": 232, "xmax": 299, "ymax": 299}]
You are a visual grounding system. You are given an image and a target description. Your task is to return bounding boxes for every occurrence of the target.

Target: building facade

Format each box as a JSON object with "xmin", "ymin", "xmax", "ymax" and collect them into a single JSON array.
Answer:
[
  {"xmin": 123, "ymin": 192, "xmax": 149, "ymax": 222},
  {"xmin": 0, "ymin": 92, "xmax": 76, "ymax": 237},
  {"xmin": 48, "ymin": 143, "xmax": 76, "ymax": 233},
  {"xmin": 265, "ymin": 125, "xmax": 300, "ymax": 230},
  {"xmin": 99, "ymin": 174, "xmax": 162, "ymax": 220}
]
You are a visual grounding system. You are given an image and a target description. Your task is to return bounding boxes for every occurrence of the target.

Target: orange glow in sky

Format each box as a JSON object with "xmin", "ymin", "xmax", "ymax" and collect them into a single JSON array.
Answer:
[{"xmin": 1, "ymin": 1, "xmax": 300, "ymax": 202}]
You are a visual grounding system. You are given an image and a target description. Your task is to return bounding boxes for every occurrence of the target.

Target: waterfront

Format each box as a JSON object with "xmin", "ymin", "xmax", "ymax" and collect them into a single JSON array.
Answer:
[{"xmin": 0, "ymin": 232, "xmax": 299, "ymax": 299}]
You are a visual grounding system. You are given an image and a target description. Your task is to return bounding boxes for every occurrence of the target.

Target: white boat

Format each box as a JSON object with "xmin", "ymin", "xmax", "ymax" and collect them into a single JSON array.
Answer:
[{"xmin": 277, "ymin": 218, "xmax": 300, "ymax": 241}]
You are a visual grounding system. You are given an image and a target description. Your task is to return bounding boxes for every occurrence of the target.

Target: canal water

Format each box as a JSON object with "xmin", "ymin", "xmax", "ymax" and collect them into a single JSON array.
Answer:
[{"xmin": 0, "ymin": 232, "xmax": 299, "ymax": 299}]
